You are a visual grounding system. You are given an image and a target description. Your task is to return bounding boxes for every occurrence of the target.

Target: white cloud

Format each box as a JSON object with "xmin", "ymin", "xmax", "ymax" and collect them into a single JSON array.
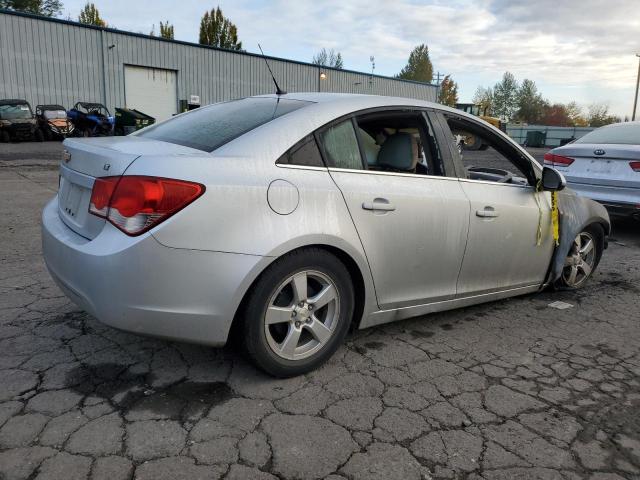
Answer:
[{"xmin": 61, "ymin": 0, "xmax": 640, "ymax": 115}]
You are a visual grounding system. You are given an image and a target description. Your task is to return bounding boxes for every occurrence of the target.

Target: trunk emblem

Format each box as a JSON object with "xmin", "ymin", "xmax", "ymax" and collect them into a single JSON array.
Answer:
[
  {"xmin": 103, "ymin": 163, "xmax": 111, "ymax": 171},
  {"xmin": 594, "ymin": 149, "xmax": 606, "ymax": 156},
  {"xmin": 62, "ymin": 150, "xmax": 71, "ymax": 163}
]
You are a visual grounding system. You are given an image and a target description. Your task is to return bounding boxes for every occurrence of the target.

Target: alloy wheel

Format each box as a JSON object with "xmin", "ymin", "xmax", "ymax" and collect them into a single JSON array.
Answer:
[
  {"xmin": 264, "ymin": 270, "xmax": 340, "ymax": 361},
  {"xmin": 562, "ymin": 231, "xmax": 597, "ymax": 288}
]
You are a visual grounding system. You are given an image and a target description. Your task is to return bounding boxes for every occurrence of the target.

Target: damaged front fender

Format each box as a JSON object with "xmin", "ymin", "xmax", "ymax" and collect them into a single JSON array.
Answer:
[{"xmin": 547, "ymin": 188, "xmax": 610, "ymax": 284}]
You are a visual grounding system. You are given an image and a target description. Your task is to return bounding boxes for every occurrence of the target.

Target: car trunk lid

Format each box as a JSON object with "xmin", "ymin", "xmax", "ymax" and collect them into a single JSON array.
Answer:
[
  {"xmin": 58, "ymin": 136, "xmax": 204, "ymax": 239},
  {"xmin": 552, "ymin": 143, "xmax": 640, "ymax": 189}
]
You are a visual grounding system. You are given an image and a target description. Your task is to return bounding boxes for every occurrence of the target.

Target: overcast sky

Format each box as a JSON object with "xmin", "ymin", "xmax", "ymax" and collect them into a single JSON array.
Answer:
[{"xmin": 61, "ymin": 0, "xmax": 640, "ymax": 117}]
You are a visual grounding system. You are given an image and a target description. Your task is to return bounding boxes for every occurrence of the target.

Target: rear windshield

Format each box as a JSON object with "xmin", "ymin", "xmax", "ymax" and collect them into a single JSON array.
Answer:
[
  {"xmin": 137, "ymin": 97, "xmax": 312, "ymax": 152},
  {"xmin": 576, "ymin": 123, "xmax": 640, "ymax": 145}
]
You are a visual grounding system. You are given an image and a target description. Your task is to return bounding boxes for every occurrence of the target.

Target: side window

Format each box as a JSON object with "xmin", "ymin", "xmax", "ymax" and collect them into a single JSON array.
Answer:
[
  {"xmin": 277, "ymin": 135, "xmax": 324, "ymax": 167},
  {"xmin": 318, "ymin": 120, "xmax": 363, "ymax": 170},
  {"xmin": 444, "ymin": 114, "xmax": 534, "ymax": 185},
  {"xmin": 354, "ymin": 111, "xmax": 444, "ymax": 176}
]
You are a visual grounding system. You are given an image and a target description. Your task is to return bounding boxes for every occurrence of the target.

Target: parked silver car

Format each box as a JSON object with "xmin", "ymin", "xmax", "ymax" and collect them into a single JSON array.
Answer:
[
  {"xmin": 42, "ymin": 93, "xmax": 610, "ymax": 376},
  {"xmin": 545, "ymin": 121, "xmax": 640, "ymax": 219}
]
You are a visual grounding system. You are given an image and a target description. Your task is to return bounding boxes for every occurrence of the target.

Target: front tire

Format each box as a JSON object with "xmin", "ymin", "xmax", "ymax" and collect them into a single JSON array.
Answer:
[
  {"xmin": 555, "ymin": 225, "xmax": 603, "ymax": 290},
  {"xmin": 241, "ymin": 248, "xmax": 354, "ymax": 377}
]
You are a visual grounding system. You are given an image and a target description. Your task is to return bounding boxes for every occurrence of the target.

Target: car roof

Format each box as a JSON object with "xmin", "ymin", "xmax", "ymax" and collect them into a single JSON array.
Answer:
[
  {"xmin": 253, "ymin": 91, "xmax": 453, "ymax": 112},
  {"xmin": 214, "ymin": 92, "xmax": 484, "ymax": 160}
]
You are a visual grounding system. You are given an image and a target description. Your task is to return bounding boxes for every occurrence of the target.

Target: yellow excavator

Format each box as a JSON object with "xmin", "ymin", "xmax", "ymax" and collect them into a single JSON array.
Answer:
[{"xmin": 455, "ymin": 103, "xmax": 505, "ymax": 150}]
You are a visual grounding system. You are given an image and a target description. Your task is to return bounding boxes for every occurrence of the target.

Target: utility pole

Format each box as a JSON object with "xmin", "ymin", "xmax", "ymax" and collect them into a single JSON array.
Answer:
[
  {"xmin": 434, "ymin": 72, "xmax": 444, "ymax": 102},
  {"xmin": 633, "ymin": 54, "xmax": 640, "ymax": 121}
]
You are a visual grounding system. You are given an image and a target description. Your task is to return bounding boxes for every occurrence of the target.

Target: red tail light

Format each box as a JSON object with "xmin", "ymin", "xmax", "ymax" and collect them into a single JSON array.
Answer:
[
  {"xmin": 89, "ymin": 176, "xmax": 205, "ymax": 235},
  {"xmin": 630, "ymin": 161, "xmax": 640, "ymax": 172},
  {"xmin": 543, "ymin": 153, "xmax": 575, "ymax": 166}
]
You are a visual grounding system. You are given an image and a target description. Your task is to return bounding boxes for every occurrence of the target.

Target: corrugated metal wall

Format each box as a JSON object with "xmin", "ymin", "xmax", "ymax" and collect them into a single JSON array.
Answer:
[
  {"xmin": 0, "ymin": 10, "xmax": 438, "ymax": 114},
  {"xmin": 506, "ymin": 124, "xmax": 595, "ymax": 147}
]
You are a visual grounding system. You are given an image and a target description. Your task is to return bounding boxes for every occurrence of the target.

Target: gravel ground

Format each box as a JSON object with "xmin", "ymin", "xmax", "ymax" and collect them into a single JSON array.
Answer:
[{"xmin": 1, "ymin": 142, "xmax": 639, "ymax": 480}]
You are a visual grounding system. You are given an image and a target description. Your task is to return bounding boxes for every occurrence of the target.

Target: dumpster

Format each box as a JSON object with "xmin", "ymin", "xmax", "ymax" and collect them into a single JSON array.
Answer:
[
  {"xmin": 114, "ymin": 108, "xmax": 155, "ymax": 136},
  {"xmin": 525, "ymin": 130, "xmax": 546, "ymax": 148}
]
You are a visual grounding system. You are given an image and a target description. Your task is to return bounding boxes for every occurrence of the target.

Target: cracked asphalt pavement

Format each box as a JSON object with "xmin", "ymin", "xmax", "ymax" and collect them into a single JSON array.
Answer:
[{"xmin": 1, "ymin": 142, "xmax": 639, "ymax": 480}]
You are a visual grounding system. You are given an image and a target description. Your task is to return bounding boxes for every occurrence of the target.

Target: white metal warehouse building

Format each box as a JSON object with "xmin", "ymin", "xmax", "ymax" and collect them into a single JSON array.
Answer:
[{"xmin": 0, "ymin": 9, "xmax": 438, "ymax": 122}]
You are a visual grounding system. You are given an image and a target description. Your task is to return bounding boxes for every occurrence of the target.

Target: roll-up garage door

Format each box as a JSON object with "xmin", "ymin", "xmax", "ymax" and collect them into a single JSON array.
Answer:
[{"xmin": 124, "ymin": 66, "xmax": 177, "ymax": 122}]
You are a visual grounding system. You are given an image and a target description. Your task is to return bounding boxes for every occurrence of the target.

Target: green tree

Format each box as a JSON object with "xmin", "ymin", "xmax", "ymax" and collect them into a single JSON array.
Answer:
[
  {"xmin": 199, "ymin": 6, "xmax": 242, "ymax": 50},
  {"xmin": 312, "ymin": 48, "xmax": 344, "ymax": 69},
  {"xmin": 78, "ymin": 2, "xmax": 105, "ymax": 26},
  {"xmin": 492, "ymin": 71, "xmax": 519, "ymax": 121},
  {"xmin": 515, "ymin": 79, "xmax": 546, "ymax": 124},
  {"xmin": 438, "ymin": 75, "xmax": 458, "ymax": 107},
  {"xmin": 151, "ymin": 21, "xmax": 174, "ymax": 39},
  {"xmin": 565, "ymin": 101, "xmax": 588, "ymax": 126},
  {"xmin": 587, "ymin": 103, "xmax": 620, "ymax": 127},
  {"xmin": 159, "ymin": 21, "xmax": 174, "ymax": 39},
  {"xmin": 0, "ymin": 0, "xmax": 62, "ymax": 16},
  {"xmin": 396, "ymin": 44, "xmax": 433, "ymax": 83},
  {"xmin": 473, "ymin": 86, "xmax": 494, "ymax": 116}
]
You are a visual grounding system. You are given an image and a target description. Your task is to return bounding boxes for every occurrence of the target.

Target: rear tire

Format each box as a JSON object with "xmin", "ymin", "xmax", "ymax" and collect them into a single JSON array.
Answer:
[
  {"xmin": 241, "ymin": 248, "xmax": 354, "ymax": 377},
  {"xmin": 554, "ymin": 225, "xmax": 603, "ymax": 290},
  {"xmin": 0, "ymin": 131, "xmax": 9, "ymax": 143},
  {"xmin": 34, "ymin": 129, "xmax": 44, "ymax": 142}
]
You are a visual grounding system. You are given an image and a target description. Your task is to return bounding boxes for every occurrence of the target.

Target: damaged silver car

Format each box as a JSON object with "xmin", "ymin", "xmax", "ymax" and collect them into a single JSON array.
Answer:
[{"xmin": 42, "ymin": 93, "xmax": 610, "ymax": 377}]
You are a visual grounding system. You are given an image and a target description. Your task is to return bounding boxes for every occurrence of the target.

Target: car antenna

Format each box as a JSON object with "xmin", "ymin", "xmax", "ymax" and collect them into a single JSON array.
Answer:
[{"xmin": 258, "ymin": 44, "xmax": 286, "ymax": 96}]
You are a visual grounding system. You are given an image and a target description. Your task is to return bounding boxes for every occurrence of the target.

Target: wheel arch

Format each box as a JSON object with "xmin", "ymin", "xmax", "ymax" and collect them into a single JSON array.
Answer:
[
  {"xmin": 546, "ymin": 194, "xmax": 611, "ymax": 285},
  {"xmin": 229, "ymin": 241, "xmax": 375, "ymax": 343}
]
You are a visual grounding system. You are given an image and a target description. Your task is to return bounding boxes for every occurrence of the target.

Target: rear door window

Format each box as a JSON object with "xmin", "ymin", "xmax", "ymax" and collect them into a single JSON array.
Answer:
[
  {"xmin": 354, "ymin": 110, "xmax": 445, "ymax": 176},
  {"xmin": 137, "ymin": 97, "xmax": 312, "ymax": 152}
]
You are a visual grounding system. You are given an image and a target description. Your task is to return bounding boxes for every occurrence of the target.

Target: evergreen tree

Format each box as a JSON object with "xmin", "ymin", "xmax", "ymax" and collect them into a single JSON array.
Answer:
[
  {"xmin": 515, "ymin": 79, "xmax": 546, "ymax": 123},
  {"xmin": 78, "ymin": 2, "xmax": 106, "ymax": 27},
  {"xmin": 159, "ymin": 21, "xmax": 174, "ymax": 40},
  {"xmin": 199, "ymin": 6, "xmax": 242, "ymax": 50},
  {"xmin": 396, "ymin": 44, "xmax": 433, "ymax": 83}
]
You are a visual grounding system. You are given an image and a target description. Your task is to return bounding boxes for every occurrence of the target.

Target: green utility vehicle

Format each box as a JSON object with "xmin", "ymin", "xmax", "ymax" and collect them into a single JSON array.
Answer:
[{"xmin": 114, "ymin": 108, "xmax": 155, "ymax": 136}]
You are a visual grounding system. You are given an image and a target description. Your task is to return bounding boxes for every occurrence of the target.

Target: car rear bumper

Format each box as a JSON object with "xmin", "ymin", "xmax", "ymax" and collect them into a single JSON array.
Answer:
[
  {"xmin": 41, "ymin": 196, "xmax": 267, "ymax": 346},
  {"xmin": 567, "ymin": 181, "xmax": 640, "ymax": 218}
]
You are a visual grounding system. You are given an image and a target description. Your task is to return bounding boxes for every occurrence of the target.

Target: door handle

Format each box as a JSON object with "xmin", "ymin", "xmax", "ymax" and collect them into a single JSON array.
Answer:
[
  {"xmin": 476, "ymin": 207, "xmax": 499, "ymax": 218},
  {"xmin": 362, "ymin": 198, "xmax": 396, "ymax": 212}
]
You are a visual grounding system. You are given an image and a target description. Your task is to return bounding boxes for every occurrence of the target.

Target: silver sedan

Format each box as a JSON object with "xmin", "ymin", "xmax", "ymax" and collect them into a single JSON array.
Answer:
[
  {"xmin": 545, "ymin": 121, "xmax": 640, "ymax": 219},
  {"xmin": 42, "ymin": 93, "xmax": 610, "ymax": 377}
]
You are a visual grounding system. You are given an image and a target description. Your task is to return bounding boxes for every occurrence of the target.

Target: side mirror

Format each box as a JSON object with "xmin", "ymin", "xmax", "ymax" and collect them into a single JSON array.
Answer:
[{"xmin": 541, "ymin": 166, "xmax": 566, "ymax": 192}]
